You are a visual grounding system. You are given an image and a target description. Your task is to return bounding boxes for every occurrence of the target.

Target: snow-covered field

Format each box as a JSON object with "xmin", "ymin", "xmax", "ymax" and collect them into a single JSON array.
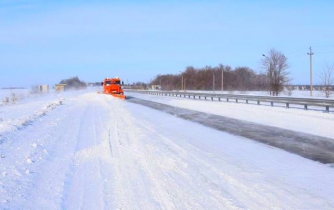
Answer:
[{"xmin": 0, "ymin": 88, "xmax": 334, "ymax": 209}]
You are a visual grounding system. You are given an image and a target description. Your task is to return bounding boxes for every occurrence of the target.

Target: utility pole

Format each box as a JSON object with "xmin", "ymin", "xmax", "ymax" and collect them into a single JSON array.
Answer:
[
  {"xmin": 179, "ymin": 71, "xmax": 183, "ymax": 91},
  {"xmin": 307, "ymin": 47, "xmax": 314, "ymax": 96},
  {"xmin": 213, "ymin": 73, "xmax": 215, "ymax": 93},
  {"xmin": 181, "ymin": 75, "xmax": 183, "ymax": 91},
  {"xmin": 221, "ymin": 69, "xmax": 224, "ymax": 92}
]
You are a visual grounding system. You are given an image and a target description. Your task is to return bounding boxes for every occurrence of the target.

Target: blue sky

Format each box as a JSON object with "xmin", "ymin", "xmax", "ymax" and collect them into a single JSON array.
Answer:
[{"xmin": 1, "ymin": 0, "xmax": 334, "ymax": 87}]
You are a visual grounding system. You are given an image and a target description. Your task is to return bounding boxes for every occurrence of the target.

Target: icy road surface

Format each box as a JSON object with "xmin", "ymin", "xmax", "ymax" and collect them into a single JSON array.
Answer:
[{"xmin": 1, "ymin": 91, "xmax": 334, "ymax": 209}]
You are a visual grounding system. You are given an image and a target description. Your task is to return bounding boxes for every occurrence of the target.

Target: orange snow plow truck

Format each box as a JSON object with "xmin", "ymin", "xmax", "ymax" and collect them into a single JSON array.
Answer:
[{"xmin": 101, "ymin": 77, "xmax": 126, "ymax": 99}]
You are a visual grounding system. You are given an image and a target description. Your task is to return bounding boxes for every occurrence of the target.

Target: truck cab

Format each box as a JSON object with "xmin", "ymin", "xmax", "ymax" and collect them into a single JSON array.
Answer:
[{"xmin": 102, "ymin": 77, "xmax": 125, "ymax": 98}]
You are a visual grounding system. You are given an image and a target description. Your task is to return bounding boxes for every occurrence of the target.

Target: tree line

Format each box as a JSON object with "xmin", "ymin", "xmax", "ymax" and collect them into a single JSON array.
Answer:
[
  {"xmin": 149, "ymin": 48, "xmax": 291, "ymax": 93},
  {"xmin": 150, "ymin": 65, "xmax": 269, "ymax": 92},
  {"xmin": 149, "ymin": 49, "xmax": 290, "ymax": 94}
]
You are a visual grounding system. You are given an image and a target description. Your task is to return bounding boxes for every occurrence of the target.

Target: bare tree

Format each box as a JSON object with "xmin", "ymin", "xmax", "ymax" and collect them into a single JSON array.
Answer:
[
  {"xmin": 320, "ymin": 63, "xmax": 334, "ymax": 98},
  {"xmin": 262, "ymin": 49, "xmax": 290, "ymax": 96},
  {"xmin": 254, "ymin": 71, "xmax": 269, "ymax": 91},
  {"xmin": 234, "ymin": 67, "xmax": 256, "ymax": 90}
]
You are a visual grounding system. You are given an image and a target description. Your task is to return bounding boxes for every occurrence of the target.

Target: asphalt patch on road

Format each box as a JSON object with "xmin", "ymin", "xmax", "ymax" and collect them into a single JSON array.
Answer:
[{"xmin": 127, "ymin": 97, "xmax": 334, "ymax": 164}]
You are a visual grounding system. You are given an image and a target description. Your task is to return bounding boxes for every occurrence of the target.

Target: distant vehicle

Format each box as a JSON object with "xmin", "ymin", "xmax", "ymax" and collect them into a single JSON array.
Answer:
[{"xmin": 101, "ymin": 77, "xmax": 126, "ymax": 99}]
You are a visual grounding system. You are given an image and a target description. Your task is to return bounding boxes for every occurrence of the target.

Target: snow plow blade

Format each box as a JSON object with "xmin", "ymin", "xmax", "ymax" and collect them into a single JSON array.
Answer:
[{"xmin": 111, "ymin": 94, "xmax": 126, "ymax": 99}]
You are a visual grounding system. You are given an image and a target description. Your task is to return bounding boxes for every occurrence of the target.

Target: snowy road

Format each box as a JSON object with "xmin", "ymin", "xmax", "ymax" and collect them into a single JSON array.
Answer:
[
  {"xmin": 127, "ymin": 96, "xmax": 334, "ymax": 163},
  {"xmin": 1, "ymin": 91, "xmax": 334, "ymax": 209}
]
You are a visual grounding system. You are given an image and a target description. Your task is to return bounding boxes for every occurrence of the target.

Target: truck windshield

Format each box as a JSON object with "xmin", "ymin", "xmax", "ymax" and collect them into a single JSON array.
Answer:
[{"xmin": 105, "ymin": 80, "xmax": 120, "ymax": 85}]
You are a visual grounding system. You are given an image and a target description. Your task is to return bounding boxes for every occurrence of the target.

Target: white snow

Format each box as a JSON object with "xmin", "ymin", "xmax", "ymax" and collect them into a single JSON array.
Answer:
[
  {"xmin": 0, "ymin": 88, "xmax": 333, "ymax": 209},
  {"xmin": 127, "ymin": 91, "xmax": 334, "ymax": 139}
]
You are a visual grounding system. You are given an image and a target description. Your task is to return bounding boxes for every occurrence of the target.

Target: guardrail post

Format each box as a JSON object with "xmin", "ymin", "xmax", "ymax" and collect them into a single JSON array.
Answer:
[
  {"xmin": 326, "ymin": 106, "xmax": 329, "ymax": 112},
  {"xmin": 205, "ymin": 96, "xmax": 207, "ymax": 100},
  {"xmin": 227, "ymin": 98, "xmax": 229, "ymax": 102},
  {"xmin": 286, "ymin": 103, "xmax": 289, "ymax": 108},
  {"xmin": 246, "ymin": 99, "xmax": 248, "ymax": 104},
  {"xmin": 199, "ymin": 96, "xmax": 201, "ymax": 99},
  {"xmin": 271, "ymin": 102, "xmax": 273, "ymax": 106},
  {"xmin": 236, "ymin": 99, "xmax": 238, "ymax": 103},
  {"xmin": 257, "ymin": 101, "xmax": 260, "ymax": 105},
  {"xmin": 193, "ymin": 95, "xmax": 195, "ymax": 99},
  {"xmin": 304, "ymin": 104, "xmax": 307, "ymax": 110},
  {"xmin": 218, "ymin": 97, "xmax": 221, "ymax": 101},
  {"xmin": 211, "ymin": 97, "xmax": 213, "ymax": 101}
]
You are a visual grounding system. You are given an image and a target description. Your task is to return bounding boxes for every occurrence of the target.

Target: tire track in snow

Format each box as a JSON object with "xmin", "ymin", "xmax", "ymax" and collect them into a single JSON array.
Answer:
[
  {"xmin": 129, "ymin": 119, "xmax": 249, "ymax": 209},
  {"xmin": 103, "ymin": 97, "xmax": 265, "ymax": 209},
  {"xmin": 123, "ymin": 110, "xmax": 283, "ymax": 209},
  {"xmin": 96, "ymin": 96, "xmax": 118, "ymax": 208},
  {"xmin": 104, "ymin": 97, "xmax": 178, "ymax": 209},
  {"xmin": 59, "ymin": 99, "xmax": 94, "ymax": 210},
  {"xmin": 106, "ymin": 98, "xmax": 143, "ymax": 209},
  {"xmin": 105, "ymin": 97, "xmax": 248, "ymax": 209},
  {"xmin": 61, "ymin": 94, "xmax": 113, "ymax": 209}
]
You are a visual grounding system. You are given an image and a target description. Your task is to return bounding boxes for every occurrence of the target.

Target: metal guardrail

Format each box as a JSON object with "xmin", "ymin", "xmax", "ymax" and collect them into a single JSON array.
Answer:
[{"xmin": 126, "ymin": 90, "xmax": 334, "ymax": 112}]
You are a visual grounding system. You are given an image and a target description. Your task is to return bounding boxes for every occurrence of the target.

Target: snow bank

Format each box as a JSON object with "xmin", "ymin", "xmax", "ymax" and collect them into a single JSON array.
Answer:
[{"xmin": 0, "ymin": 99, "xmax": 63, "ymax": 139}]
